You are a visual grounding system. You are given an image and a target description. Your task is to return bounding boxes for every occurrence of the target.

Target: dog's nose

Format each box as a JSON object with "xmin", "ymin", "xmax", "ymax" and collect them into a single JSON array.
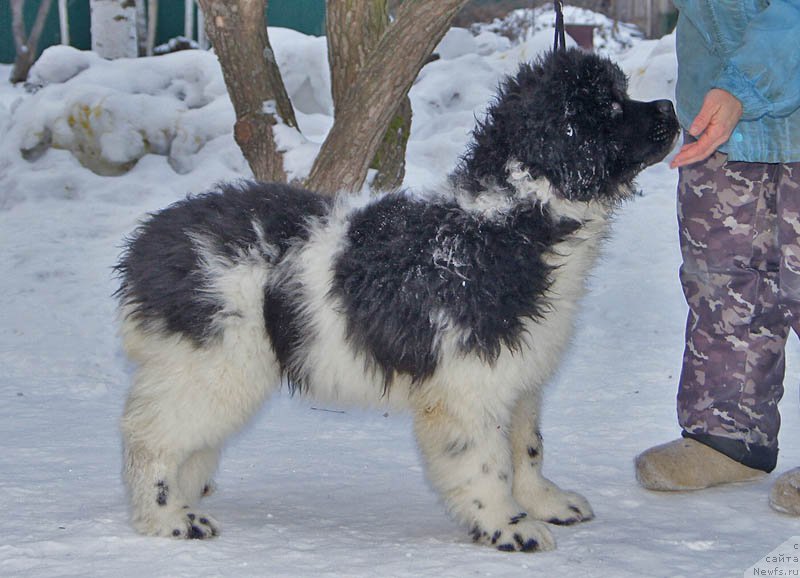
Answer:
[{"xmin": 654, "ymin": 99, "xmax": 675, "ymax": 117}]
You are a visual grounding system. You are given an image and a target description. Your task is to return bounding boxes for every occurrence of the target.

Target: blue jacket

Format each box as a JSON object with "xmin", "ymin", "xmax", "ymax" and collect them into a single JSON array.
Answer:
[{"xmin": 673, "ymin": 0, "xmax": 800, "ymax": 162}]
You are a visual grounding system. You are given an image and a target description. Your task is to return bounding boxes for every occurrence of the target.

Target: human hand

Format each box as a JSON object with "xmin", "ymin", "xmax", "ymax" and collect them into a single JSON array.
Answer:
[{"xmin": 670, "ymin": 88, "xmax": 743, "ymax": 168}]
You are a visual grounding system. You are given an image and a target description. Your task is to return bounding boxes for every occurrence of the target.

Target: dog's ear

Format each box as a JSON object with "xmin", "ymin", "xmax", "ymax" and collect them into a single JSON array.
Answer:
[{"xmin": 451, "ymin": 61, "xmax": 551, "ymax": 193}]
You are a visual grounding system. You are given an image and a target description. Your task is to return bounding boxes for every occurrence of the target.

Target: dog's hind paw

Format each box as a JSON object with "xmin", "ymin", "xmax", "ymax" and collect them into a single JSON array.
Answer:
[
  {"xmin": 171, "ymin": 512, "xmax": 219, "ymax": 539},
  {"xmin": 136, "ymin": 511, "xmax": 220, "ymax": 539},
  {"xmin": 471, "ymin": 514, "xmax": 555, "ymax": 553}
]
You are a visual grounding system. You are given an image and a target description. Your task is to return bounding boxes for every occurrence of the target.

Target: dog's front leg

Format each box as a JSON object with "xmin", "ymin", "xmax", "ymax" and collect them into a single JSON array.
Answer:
[
  {"xmin": 510, "ymin": 390, "xmax": 594, "ymax": 525},
  {"xmin": 413, "ymin": 398, "xmax": 556, "ymax": 552}
]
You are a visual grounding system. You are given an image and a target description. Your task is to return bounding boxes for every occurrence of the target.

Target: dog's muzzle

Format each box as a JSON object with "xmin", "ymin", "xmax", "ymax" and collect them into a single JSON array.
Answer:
[
  {"xmin": 642, "ymin": 99, "xmax": 681, "ymax": 165},
  {"xmin": 652, "ymin": 99, "xmax": 680, "ymax": 145}
]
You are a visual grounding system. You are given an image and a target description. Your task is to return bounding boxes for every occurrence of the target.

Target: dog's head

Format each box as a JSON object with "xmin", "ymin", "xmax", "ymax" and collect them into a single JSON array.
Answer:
[{"xmin": 453, "ymin": 48, "xmax": 680, "ymax": 204}]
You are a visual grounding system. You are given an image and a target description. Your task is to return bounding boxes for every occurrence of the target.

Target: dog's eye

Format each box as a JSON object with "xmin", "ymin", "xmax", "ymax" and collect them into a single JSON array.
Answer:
[{"xmin": 610, "ymin": 102, "xmax": 623, "ymax": 117}]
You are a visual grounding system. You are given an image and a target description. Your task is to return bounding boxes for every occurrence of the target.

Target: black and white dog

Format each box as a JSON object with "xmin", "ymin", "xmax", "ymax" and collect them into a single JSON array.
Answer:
[{"xmin": 116, "ymin": 48, "xmax": 679, "ymax": 551}]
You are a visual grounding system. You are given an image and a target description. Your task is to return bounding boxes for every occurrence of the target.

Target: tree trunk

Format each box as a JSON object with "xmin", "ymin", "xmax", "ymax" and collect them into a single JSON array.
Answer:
[
  {"xmin": 184, "ymin": 0, "xmax": 194, "ymax": 39},
  {"xmin": 306, "ymin": 0, "xmax": 468, "ymax": 194},
  {"xmin": 197, "ymin": 0, "xmax": 297, "ymax": 183},
  {"xmin": 146, "ymin": 0, "xmax": 157, "ymax": 55},
  {"xmin": 135, "ymin": 0, "xmax": 147, "ymax": 55},
  {"xmin": 58, "ymin": 0, "xmax": 70, "ymax": 45},
  {"xmin": 90, "ymin": 0, "xmax": 138, "ymax": 59},
  {"xmin": 327, "ymin": 1, "xmax": 387, "ymax": 111},
  {"xmin": 9, "ymin": 0, "xmax": 54, "ymax": 84},
  {"xmin": 370, "ymin": 97, "xmax": 412, "ymax": 192},
  {"xmin": 326, "ymin": 0, "xmax": 412, "ymax": 192}
]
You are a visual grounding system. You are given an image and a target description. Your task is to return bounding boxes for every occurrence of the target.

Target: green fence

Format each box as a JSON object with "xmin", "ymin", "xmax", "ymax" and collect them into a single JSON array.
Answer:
[{"xmin": 0, "ymin": 0, "xmax": 326, "ymax": 64}]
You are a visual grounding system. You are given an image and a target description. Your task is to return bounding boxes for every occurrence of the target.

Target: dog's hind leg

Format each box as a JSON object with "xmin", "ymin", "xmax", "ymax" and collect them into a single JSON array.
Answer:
[
  {"xmin": 179, "ymin": 446, "xmax": 221, "ymax": 501},
  {"xmin": 413, "ymin": 397, "xmax": 556, "ymax": 552},
  {"xmin": 120, "ymin": 252, "xmax": 282, "ymax": 538},
  {"xmin": 121, "ymin": 299, "xmax": 280, "ymax": 538},
  {"xmin": 510, "ymin": 390, "xmax": 594, "ymax": 525},
  {"xmin": 121, "ymin": 351, "xmax": 227, "ymax": 539},
  {"xmin": 123, "ymin": 434, "xmax": 221, "ymax": 539}
]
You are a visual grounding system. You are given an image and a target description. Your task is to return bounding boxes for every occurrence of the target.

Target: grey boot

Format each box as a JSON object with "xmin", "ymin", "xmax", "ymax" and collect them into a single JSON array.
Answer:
[
  {"xmin": 635, "ymin": 438, "xmax": 766, "ymax": 491},
  {"xmin": 770, "ymin": 468, "xmax": 800, "ymax": 515}
]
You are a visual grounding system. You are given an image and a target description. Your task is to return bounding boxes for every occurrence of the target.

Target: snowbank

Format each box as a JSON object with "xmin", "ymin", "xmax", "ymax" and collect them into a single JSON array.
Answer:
[
  {"xmin": 3, "ymin": 28, "xmax": 331, "ymax": 181},
  {"xmin": 10, "ymin": 45, "xmax": 231, "ymax": 176}
]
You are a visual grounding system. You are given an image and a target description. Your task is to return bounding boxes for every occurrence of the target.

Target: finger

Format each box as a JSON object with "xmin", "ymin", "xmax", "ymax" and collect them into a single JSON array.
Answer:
[
  {"xmin": 673, "ymin": 144, "xmax": 713, "ymax": 167},
  {"xmin": 670, "ymin": 139, "xmax": 707, "ymax": 167},
  {"xmin": 688, "ymin": 100, "xmax": 719, "ymax": 137},
  {"xmin": 670, "ymin": 147, "xmax": 698, "ymax": 168},
  {"xmin": 670, "ymin": 133, "xmax": 722, "ymax": 168},
  {"xmin": 688, "ymin": 111, "xmax": 712, "ymax": 138}
]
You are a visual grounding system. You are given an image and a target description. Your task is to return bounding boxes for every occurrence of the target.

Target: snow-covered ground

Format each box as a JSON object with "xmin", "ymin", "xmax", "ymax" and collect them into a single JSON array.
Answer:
[{"xmin": 2, "ymin": 11, "xmax": 800, "ymax": 578}]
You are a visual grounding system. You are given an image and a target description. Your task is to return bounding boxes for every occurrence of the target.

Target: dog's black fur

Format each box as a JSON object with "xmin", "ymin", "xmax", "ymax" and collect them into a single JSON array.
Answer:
[
  {"xmin": 329, "ymin": 191, "xmax": 583, "ymax": 387},
  {"xmin": 117, "ymin": 183, "xmax": 331, "ymax": 344},
  {"xmin": 116, "ymin": 48, "xmax": 679, "ymax": 549}
]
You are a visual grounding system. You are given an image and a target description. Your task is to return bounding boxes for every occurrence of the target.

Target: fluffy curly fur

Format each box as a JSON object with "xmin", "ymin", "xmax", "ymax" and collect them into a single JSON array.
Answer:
[{"xmin": 115, "ymin": 48, "xmax": 679, "ymax": 551}]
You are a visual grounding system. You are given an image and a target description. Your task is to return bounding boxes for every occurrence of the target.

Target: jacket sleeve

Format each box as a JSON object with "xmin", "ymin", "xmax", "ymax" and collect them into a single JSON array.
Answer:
[{"xmin": 713, "ymin": 0, "xmax": 800, "ymax": 120}]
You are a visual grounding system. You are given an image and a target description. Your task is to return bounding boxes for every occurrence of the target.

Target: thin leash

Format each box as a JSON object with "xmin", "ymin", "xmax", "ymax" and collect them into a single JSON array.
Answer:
[{"xmin": 553, "ymin": 0, "xmax": 567, "ymax": 52}]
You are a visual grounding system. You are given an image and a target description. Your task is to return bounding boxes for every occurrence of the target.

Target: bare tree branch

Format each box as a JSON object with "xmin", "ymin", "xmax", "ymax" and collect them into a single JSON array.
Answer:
[
  {"xmin": 146, "ymin": 0, "xmax": 158, "ymax": 56},
  {"xmin": 10, "ymin": 0, "xmax": 28, "ymax": 53},
  {"xmin": 9, "ymin": 0, "xmax": 54, "ymax": 84},
  {"xmin": 201, "ymin": 0, "xmax": 465, "ymax": 192},
  {"xmin": 197, "ymin": 0, "xmax": 297, "ymax": 182},
  {"xmin": 327, "ymin": 0, "xmax": 412, "ymax": 192},
  {"xmin": 327, "ymin": 0, "xmax": 388, "ymax": 107},
  {"xmin": 306, "ymin": 0, "xmax": 468, "ymax": 194},
  {"xmin": 29, "ymin": 0, "xmax": 54, "ymax": 44}
]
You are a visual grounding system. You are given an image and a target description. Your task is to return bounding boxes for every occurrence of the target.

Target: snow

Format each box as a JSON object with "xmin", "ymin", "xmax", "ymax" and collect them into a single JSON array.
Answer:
[
  {"xmin": 2, "ymin": 9, "xmax": 800, "ymax": 578},
  {"xmin": 472, "ymin": 5, "xmax": 644, "ymax": 56}
]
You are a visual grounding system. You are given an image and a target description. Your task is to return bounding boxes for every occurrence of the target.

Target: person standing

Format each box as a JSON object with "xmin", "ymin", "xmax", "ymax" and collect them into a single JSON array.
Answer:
[{"xmin": 634, "ymin": 0, "xmax": 800, "ymax": 514}]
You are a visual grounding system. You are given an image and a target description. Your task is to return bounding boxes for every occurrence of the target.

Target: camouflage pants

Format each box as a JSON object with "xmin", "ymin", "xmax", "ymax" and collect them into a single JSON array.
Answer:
[{"xmin": 678, "ymin": 150, "xmax": 800, "ymax": 473}]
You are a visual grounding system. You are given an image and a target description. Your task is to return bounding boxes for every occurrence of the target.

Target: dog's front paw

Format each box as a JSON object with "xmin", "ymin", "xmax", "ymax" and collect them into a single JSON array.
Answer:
[
  {"xmin": 516, "ymin": 482, "xmax": 594, "ymax": 526},
  {"xmin": 135, "ymin": 510, "xmax": 220, "ymax": 539},
  {"xmin": 471, "ymin": 513, "xmax": 555, "ymax": 552}
]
